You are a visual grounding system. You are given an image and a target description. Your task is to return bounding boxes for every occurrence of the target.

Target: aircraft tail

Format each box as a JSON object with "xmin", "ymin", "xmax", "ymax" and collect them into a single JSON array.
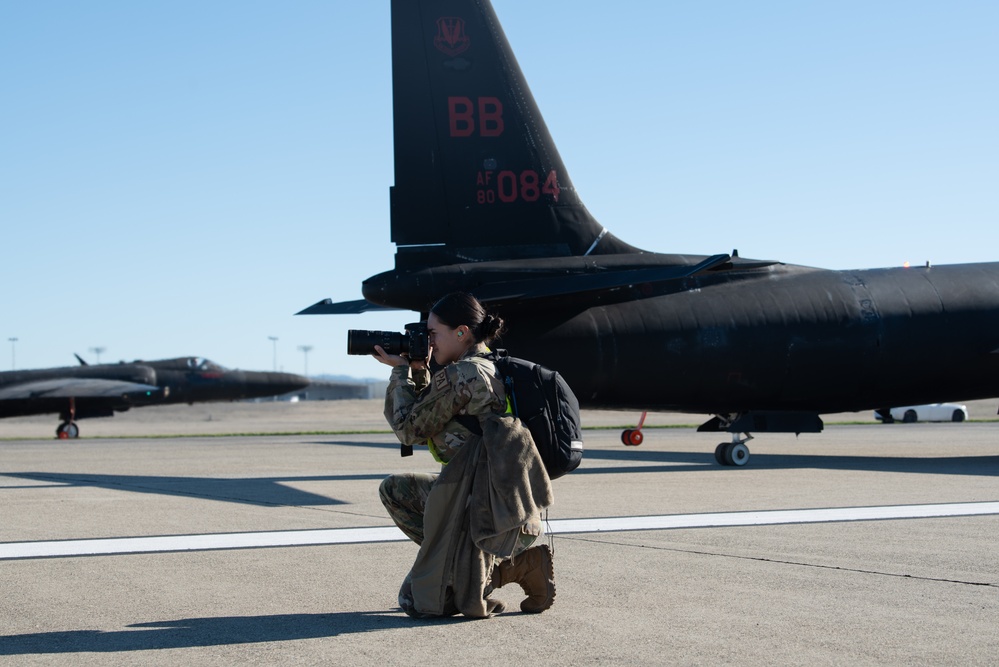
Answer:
[{"xmin": 389, "ymin": 0, "xmax": 641, "ymax": 270}]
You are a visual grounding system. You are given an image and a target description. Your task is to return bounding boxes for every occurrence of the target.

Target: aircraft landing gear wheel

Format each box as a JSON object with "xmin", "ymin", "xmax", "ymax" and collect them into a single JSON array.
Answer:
[
  {"xmin": 621, "ymin": 428, "xmax": 643, "ymax": 446},
  {"xmin": 711, "ymin": 421, "xmax": 754, "ymax": 467},
  {"xmin": 715, "ymin": 441, "xmax": 751, "ymax": 466},
  {"xmin": 56, "ymin": 422, "xmax": 80, "ymax": 439},
  {"xmin": 725, "ymin": 442, "xmax": 750, "ymax": 466},
  {"xmin": 621, "ymin": 412, "xmax": 648, "ymax": 447}
]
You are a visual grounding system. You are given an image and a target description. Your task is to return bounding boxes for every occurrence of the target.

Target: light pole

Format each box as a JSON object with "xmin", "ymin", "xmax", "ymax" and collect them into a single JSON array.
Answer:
[
  {"xmin": 268, "ymin": 336, "xmax": 279, "ymax": 372},
  {"xmin": 89, "ymin": 346, "xmax": 106, "ymax": 364},
  {"xmin": 297, "ymin": 345, "xmax": 313, "ymax": 377},
  {"xmin": 7, "ymin": 337, "xmax": 17, "ymax": 370}
]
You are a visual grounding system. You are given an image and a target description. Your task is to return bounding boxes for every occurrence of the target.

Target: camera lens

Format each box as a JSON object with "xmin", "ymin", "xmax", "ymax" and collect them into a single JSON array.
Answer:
[{"xmin": 346, "ymin": 329, "xmax": 406, "ymax": 356}]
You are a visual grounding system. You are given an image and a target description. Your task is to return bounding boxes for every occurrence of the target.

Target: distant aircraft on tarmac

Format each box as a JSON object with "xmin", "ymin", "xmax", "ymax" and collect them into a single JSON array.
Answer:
[
  {"xmin": 300, "ymin": 0, "xmax": 999, "ymax": 466},
  {"xmin": 0, "ymin": 356, "xmax": 309, "ymax": 438}
]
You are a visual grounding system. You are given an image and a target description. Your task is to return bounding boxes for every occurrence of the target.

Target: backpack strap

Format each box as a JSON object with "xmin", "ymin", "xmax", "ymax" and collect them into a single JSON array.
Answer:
[
  {"xmin": 455, "ymin": 413, "xmax": 483, "ymax": 436},
  {"xmin": 455, "ymin": 350, "xmax": 509, "ymax": 435}
]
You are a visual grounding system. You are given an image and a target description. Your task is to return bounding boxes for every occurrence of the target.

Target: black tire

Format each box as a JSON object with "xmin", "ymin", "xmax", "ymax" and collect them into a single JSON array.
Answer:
[
  {"xmin": 714, "ymin": 443, "xmax": 728, "ymax": 465},
  {"xmin": 902, "ymin": 410, "xmax": 918, "ymax": 423},
  {"xmin": 952, "ymin": 410, "xmax": 965, "ymax": 422}
]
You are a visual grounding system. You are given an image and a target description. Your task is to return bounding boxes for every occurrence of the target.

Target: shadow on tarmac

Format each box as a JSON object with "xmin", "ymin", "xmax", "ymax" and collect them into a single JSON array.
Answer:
[
  {"xmin": 319, "ymin": 435, "xmax": 997, "ymax": 478},
  {"xmin": 5, "ymin": 448, "xmax": 993, "ymax": 511},
  {"xmin": 580, "ymin": 449, "xmax": 999, "ymax": 477},
  {"xmin": 3, "ymin": 472, "xmax": 387, "ymax": 507},
  {"xmin": 0, "ymin": 611, "xmax": 464, "ymax": 654},
  {"xmin": 309, "ymin": 440, "xmax": 398, "ymax": 450}
]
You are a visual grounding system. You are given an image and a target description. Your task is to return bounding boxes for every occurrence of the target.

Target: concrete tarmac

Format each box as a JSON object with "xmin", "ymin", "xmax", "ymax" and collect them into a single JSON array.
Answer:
[{"xmin": 1, "ymin": 402, "xmax": 998, "ymax": 665}]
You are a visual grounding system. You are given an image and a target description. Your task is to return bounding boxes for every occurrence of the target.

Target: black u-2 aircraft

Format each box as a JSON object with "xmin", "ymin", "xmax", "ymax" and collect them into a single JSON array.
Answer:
[
  {"xmin": 300, "ymin": 0, "xmax": 999, "ymax": 465},
  {"xmin": 0, "ymin": 356, "xmax": 309, "ymax": 438}
]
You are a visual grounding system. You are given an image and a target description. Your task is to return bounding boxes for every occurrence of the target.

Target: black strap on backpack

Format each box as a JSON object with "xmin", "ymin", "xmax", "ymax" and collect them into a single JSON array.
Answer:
[{"xmin": 455, "ymin": 413, "xmax": 483, "ymax": 436}]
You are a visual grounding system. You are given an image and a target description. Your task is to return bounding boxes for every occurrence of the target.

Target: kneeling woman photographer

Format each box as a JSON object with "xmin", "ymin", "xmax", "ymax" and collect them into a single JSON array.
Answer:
[{"xmin": 373, "ymin": 292, "xmax": 555, "ymax": 618}]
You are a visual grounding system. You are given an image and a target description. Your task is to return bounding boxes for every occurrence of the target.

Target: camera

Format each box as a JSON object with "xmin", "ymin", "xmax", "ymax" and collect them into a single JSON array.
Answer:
[{"xmin": 347, "ymin": 322, "xmax": 429, "ymax": 360}]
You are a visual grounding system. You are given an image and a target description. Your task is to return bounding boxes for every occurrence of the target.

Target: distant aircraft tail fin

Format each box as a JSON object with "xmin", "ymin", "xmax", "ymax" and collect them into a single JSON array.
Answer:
[{"xmin": 389, "ymin": 0, "xmax": 641, "ymax": 270}]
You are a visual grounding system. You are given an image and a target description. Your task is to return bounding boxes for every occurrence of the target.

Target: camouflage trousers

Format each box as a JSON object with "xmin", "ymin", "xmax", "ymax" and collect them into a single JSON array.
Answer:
[
  {"xmin": 378, "ymin": 472, "xmax": 437, "ymax": 545},
  {"xmin": 378, "ymin": 472, "xmax": 543, "ymax": 551},
  {"xmin": 380, "ymin": 472, "xmax": 545, "ymax": 618}
]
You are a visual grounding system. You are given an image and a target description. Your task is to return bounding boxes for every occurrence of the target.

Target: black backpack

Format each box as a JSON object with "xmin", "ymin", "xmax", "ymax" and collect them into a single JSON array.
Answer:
[{"xmin": 480, "ymin": 350, "xmax": 583, "ymax": 480}]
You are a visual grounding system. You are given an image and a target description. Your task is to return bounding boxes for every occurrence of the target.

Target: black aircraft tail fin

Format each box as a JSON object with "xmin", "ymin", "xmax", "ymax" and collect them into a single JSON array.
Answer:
[{"xmin": 389, "ymin": 0, "xmax": 642, "ymax": 271}]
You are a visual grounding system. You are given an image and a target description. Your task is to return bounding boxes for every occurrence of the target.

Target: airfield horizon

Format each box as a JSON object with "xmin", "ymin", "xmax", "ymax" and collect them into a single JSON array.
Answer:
[{"xmin": 0, "ymin": 399, "xmax": 996, "ymax": 441}]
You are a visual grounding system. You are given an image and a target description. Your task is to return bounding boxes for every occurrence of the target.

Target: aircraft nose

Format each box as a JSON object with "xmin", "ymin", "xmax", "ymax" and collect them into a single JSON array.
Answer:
[{"xmin": 242, "ymin": 371, "xmax": 311, "ymax": 399}]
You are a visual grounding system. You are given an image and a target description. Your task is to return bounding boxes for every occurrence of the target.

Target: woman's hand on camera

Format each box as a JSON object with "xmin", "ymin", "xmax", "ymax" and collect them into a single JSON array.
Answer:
[{"xmin": 373, "ymin": 345, "xmax": 408, "ymax": 368}]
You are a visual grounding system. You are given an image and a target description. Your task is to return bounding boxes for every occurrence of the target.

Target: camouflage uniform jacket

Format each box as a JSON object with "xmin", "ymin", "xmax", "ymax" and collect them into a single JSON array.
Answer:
[{"xmin": 384, "ymin": 343, "xmax": 506, "ymax": 464}]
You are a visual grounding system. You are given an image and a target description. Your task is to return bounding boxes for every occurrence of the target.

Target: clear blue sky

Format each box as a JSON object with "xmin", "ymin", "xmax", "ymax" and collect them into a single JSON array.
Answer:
[{"xmin": 2, "ymin": 1, "xmax": 996, "ymax": 379}]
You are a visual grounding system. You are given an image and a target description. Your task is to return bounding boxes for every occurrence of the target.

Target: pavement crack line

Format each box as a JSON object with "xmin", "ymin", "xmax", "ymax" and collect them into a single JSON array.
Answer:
[{"xmin": 556, "ymin": 535, "xmax": 998, "ymax": 589}]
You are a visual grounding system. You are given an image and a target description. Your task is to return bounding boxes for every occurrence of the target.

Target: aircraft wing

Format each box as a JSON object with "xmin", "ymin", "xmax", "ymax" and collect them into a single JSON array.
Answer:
[
  {"xmin": 297, "ymin": 255, "xmax": 759, "ymax": 315},
  {"xmin": 0, "ymin": 378, "xmax": 163, "ymax": 401},
  {"xmin": 295, "ymin": 298, "xmax": 401, "ymax": 316},
  {"xmin": 471, "ymin": 254, "xmax": 736, "ymax": 304}
]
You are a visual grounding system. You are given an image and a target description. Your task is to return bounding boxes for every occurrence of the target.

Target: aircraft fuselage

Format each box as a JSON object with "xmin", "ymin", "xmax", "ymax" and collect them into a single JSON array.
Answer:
[{"xmin": 361, "ymin": 255, "xmax": 999, "ymax": 415}]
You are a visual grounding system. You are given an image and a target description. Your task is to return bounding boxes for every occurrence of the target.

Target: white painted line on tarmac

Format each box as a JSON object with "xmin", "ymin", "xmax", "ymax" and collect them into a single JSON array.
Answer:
[
  {"xmin": 548, "ymin": 502, "xmax": 999, "ymax": 534},
  {"xmin": 2, "ymin": 501, "xmax": 998, "ymax": 560},
  {"xmin": 0, "ymin": 526, "xmax": 406, "ymax": 560}
]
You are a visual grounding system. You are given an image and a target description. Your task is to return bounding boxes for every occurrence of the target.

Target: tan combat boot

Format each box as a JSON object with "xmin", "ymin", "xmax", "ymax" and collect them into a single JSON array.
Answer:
[{"xmin": 491, "ymin": 544, "xmax": 556, "ymax": 613}]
